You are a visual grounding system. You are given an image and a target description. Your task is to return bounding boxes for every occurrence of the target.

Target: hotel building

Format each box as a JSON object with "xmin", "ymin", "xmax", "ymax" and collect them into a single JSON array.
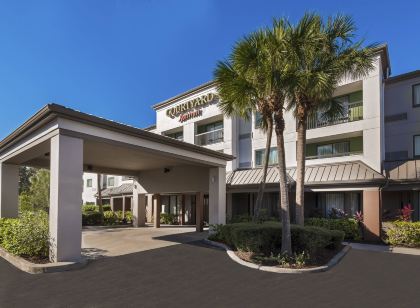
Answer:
[{"xmin": 82, "ymin": 45, "xmax": 420, "ymax": 240}]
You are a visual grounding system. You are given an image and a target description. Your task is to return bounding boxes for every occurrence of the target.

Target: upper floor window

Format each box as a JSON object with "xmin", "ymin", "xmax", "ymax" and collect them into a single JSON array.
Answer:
[
  {"xmin": 166, "ymin": 131, "xmax": 183, "ymax": 141},
  {"xmin": 122, "ymin": 176, "xmax": 133, "ymax": 181},
  {"xmin": 414, "ymin": 135, "xmax": 420, "ymax": 157},
  {"xmin": 86, "ymin": 179, "xmax": 92, "ymax": 188},
  {"xmin": 195, "ymin": 121, "xmax": 224, "ymax": 146},
  {"xmin": 317, "ymin": 141, "xmax": 350, "ymax": 158},
  {"xmin": 255, "ymin": 112, "xmax": 264, "ymax": 129},
  {"xmin": 255, "ymin": 147, "xmax": 278, "ymax": 167},
  {"xmin": 413, "ymin": 84, "xmax": 420, "ymax": 107},
  {"xmin": 306, "ymin": 136, "xmax": 363, "ymax": 160},
  {"xmin": 107, "ymin": 177, "xmax": 115, "ymax": 187}
]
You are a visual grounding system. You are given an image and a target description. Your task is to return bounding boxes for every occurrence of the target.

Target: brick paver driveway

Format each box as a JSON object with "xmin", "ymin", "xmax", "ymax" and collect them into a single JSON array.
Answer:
[{"xmin": 1, "ymin": 237, "xmax": 419, "ymax": 307}]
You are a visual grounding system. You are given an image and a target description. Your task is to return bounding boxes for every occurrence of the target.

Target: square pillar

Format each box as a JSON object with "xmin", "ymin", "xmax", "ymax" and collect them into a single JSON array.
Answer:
[
  {"xmin": 153, "ymin": 194, "xmax": 161, "ymax": 228},
  {"xmin": 208, "ymin": 167, "xmax": 226, "ymax": 225},
  {"xmin": 196, "ymin": 192, "xmax": 204, "ymax": 232},
  {"xmin": 122, "ymin": 196, "xmax": 126, "ymax": 219},
  {"xmin": 132, "ymin": 193, "xmax": 146, "ymax": 227},
  {"xmin": 49, "ymin": 134, "xmax": 83, "ymax": 263},
  {"xmin": 146, "ymin": 194, "xmax": 153, "ymax": 223},
  {"xmin": 0, "ymin": 163, "xmax": 19, "ymax": 218},
  {"xmin": 363, "ymin": 189, "xmax": 382, "ymax": 242},
  {"xmin": 110, "ymin": 197, "xmax": 115, "ymax": 211}
]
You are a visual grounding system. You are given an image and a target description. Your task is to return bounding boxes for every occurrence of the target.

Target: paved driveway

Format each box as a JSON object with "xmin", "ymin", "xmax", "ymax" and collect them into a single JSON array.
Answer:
[{"xmin": 1, "ymin": 239, "xmax": 420, "ymax": 307}]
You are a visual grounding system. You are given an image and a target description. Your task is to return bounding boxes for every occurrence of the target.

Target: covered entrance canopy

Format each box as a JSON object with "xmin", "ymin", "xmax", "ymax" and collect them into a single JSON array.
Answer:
[{"xmin": 0, "ymin": 104, "xmax": 232, "ymax": 263}]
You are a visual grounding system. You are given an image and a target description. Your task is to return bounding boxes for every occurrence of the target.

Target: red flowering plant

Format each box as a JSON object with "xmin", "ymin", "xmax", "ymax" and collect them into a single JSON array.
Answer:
[
  {"xmin": 354, "ymin": 211, "xmax": 363, "ymax": 223},
  {"xmin": 400, "ymin": 204, "xmax": 414, "ymax": 222}
]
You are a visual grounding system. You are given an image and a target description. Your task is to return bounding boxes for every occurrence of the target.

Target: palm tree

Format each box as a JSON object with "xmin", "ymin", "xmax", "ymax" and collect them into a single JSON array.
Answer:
[
  {"xmin": 284, "ymin": 13, "xmax": 378, "ymax": 225},
  {"xmin": 214, "ymin": 30, "xmax": 275, "ymax": 222}
]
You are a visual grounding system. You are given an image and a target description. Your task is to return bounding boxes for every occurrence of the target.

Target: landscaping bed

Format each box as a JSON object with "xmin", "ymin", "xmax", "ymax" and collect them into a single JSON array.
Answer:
[
  {"xmin": 209, "ymin": 222, "xmax": 345, "ymax": 269},
  {"xmin": 82, "ymin": 204, "xmax": 133, "ymax": 226}
]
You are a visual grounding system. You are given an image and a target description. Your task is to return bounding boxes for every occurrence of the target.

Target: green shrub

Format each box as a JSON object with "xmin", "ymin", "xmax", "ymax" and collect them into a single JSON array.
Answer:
[
  {"xmin": 102, "ymin": 205, "xmax": 111, "ymax": 212},
  {"xmin": 213, "ymin": 222, "xmax": 344, "ymax": 255},
  {"xmin": 82, "ymin": 211, "xmax": 103, "ymax": 226},
  {"xmin": 124, "ymin": 211, "xmax": 133, "ymax": 224},
  {"xmin": 82, "ymin": 204, "xmax": 98, "ymax": 212},
  {"xmin": 160, "ymin": 213, "xmax": 178, "ymax": 225},
  {"xmin": 0, "ymin": 211, "xmax": 49, "ymax": 258},
  {"xmin": 104, "ymin": 211, "xmax": 117, "ymax": 225},
  {"xmin": 305, "ymin": 218, "xmax": 360, "ymax": 240},
  {"xmin": 387, "ymin": 221, "xmax": 420, "ymax": 247}
]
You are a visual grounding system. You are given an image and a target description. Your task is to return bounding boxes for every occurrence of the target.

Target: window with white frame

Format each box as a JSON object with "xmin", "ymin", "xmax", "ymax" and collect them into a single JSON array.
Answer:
[
  {"xmin": 316, "ymin": 141, "xmax": 350, "ymax": 158},
  {"xmin": 255, "ymin": 147, "xmax": 278, "ymax": 167},
  {"xmin": 107, "ymin": 177, "xmax": 115, "ymax": 187},
  {"xmin": 86, "ymin": 179, "xmax": 92, "ymax": 188},
  {"xmin": 414, "ymin": 135, "xmax": 420, "ymax": 157}
]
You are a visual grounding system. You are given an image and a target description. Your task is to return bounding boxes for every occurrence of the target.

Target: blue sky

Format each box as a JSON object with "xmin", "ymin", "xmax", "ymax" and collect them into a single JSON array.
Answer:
[{"xmin": 0, "ymin": 0, "xmax": 419, "ymax": 139}]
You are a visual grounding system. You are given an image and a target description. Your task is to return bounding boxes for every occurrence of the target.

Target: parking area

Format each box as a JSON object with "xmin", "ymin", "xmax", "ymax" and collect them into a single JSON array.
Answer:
[
  {"xmin": 82, "ymin": 225, "xmax": 208, "ymax": 258},
  {"xmin": 1, "ymin": 238, "xmax": 420, "ymax": 307}
]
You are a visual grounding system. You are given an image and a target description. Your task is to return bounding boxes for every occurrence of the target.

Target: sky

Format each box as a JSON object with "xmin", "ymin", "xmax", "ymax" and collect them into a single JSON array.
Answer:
[{"xmin": 0, "ymin": 0, "xmax": 419, "ymax": 139}]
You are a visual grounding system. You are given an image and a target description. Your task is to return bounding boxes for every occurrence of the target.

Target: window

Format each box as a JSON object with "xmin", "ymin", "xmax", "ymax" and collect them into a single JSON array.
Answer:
[
  {"xmin": 255, "ymin": 147, "xmax": 278, "ymax": 167},
  {"xmin": 414, "ymin": 135, "xmax": 420, "ymax": 157},
  {"xmin": 122, "ymin": 176, "xmax": 133, "ymax": 181},
  {"xmin": 86, "ymin": 179, "xmax": 92, "ymax": 188},
  {"xmin": 197, "ymin": 121, "xmax": 223, "ymax": 134},
  {"xmin": 195, "ymin": 121, "xmax": 224, "ymax": 146},
  {"xmin": 255, "ymin": 112, "xmax": 263, "ymax": 129},
  {"xmin": 166, "ymin": 131, "xmax": 183, "ymax": 141},
  {"xmin": 316, "ymin": 141, "xmax": 350, "ymax": 158},
  {"xmin": 107, "ymin": 177, "xmax": 115, "ymax": 187},
  {"xmin": 413, "ymin": 84, "xmax": 420, "ymax": 107}
]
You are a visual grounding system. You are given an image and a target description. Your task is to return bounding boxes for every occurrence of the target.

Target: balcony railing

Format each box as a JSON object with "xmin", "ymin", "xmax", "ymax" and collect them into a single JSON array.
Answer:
[
  {"xmin": 307, "ymin": 102, "xmax": 363, "ymax": 130},
  {"xmin": 306, "ymin": 150, "xmax": 363, "ymax": 160},
  {"xmin": 195, "ymin": 128, "xmax": 224, "ymax": 146}
]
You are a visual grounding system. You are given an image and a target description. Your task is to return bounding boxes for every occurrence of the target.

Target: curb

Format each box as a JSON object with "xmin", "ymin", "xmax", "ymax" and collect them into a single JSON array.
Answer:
[
  {"xmin": 203, "ymin": 239, "xmax": 351, "ymax": 274},
  {"xmin": 0, "ymin": 247, "xmax": 88, "ymax": 274}
]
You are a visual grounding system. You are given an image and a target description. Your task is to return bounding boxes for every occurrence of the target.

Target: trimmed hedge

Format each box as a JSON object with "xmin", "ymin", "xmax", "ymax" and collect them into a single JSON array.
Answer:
[
  {"xmin": 305, "ymin": 218, "xmax": 360, "ymax": 240},
  {"xmin": 82, "ymin": 211, "xmax": 103, "ymax": 226},
  {"xmin": 387, "ymin": 221, "xmax": 420, "ymax": 247},
  {"xmin": 210, "ymin": 222, "xmax": 344, "ymax": 255},
  {"xmin": 0, "ymin": 211, "xmax": 49, "ymax": 258},
  {"xmin": 82, "ymin": 204, "xmax": 112, "ymax": 213}
]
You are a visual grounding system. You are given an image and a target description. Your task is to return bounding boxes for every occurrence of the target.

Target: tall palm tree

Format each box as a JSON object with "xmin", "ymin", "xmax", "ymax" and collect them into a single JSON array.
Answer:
[
  {"xmin": 214, "ymin": 30, "xmax": 275, "ymax": 222},
  {"xmin": 285, "ymin": 13, "xmax": 378, "ymax": 225}
]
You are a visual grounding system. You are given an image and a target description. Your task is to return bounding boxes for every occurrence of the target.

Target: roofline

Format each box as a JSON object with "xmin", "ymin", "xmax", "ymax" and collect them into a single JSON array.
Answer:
[
  {"xmin": 152, "ymin": 80, "xmax": 216, "ymax": 110},
  {"xmin": 372, "ymin": 44, "xmax": 391, "ymax": 78},
  {"xmin": 0, "ymin": 103, "xmax": 234, "ymax": 162},
  {"xmin": 143, "ymin": 124, "xmax": 156, "ymax": 131},
  {"xmin": 385, "ymin": 70, "xmax": 420, "ymax": 84}
]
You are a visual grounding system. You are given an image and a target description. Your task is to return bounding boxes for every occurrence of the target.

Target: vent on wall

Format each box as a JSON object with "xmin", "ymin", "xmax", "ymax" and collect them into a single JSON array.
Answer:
[
  {"xmin": 385, "ymin": 151, "xmax": 409, "ymax": 161},
  {"xmin": 385, "ymin": 113, "xmax": 407, "ymax": 123}
]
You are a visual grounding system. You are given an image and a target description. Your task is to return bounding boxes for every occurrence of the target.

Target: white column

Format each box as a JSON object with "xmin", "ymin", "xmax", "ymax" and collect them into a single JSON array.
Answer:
[
  {"xmin": 110, "ymin": 197, "xmax": 115, "ymax": 211},
  {"xmin": 0, "ymin": 163, "xmax": 19, "ymax": 218},
  {"xmin": 122, "ymin": 196, "xmax": 126, "ymax": 219},
  {"xmin": 49, "ymin": 134, "xmax": 83, "ymax": 263},
  {"xmin": 209, "ymin": 167, "xmax": 226, "ymax": 225}
]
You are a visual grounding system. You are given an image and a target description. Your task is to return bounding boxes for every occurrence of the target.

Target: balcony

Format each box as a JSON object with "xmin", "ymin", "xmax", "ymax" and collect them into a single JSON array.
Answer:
[
  {"xmin": 307, "ymin": 101, "xmax": 363, "ymax": 130},
  {"xmin": 195, "ymin": 128, "xmax": 224, "ymax": 146},
  {"xmin": 306, "ymin": 150, "xmax": 363, "ymax": 160}
]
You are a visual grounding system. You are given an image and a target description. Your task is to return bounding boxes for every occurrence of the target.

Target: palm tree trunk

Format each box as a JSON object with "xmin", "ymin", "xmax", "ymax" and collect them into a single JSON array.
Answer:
[
  {"xmin": 295, "ymin": 114, "xmax": 307, "ymax": 226},
  {"xmin": 274, "ymin": 114, "xmax": 292, "ymax": 256},
  {"xmin": 97, "ymin": 173, "xmax": 104, "ymax": 225},
  {"xmin": 254, "ymin": 118, "xmax": 273, "ymax": 221}
]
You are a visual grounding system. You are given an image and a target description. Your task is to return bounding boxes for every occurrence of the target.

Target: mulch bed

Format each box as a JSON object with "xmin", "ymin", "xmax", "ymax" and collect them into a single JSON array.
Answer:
[
  {"xmin": 234, "ymin": 245, "xmax": 344, "ymax": 269},
  {"xmin": 22, "ymin": 255, "xmax": 50, "ymax": 264}
]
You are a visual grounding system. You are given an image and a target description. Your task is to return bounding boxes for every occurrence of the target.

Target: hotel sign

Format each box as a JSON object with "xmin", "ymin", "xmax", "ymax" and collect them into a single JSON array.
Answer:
[{"xmin": 166, "ymin": 92, "xmax": 218, "ymax": 122}]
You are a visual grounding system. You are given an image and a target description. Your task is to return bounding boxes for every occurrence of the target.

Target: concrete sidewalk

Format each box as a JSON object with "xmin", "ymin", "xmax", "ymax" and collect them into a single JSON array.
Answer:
[{"xmin": 345, "ymin": 242, "xmax": 420, "ymax": 256}]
